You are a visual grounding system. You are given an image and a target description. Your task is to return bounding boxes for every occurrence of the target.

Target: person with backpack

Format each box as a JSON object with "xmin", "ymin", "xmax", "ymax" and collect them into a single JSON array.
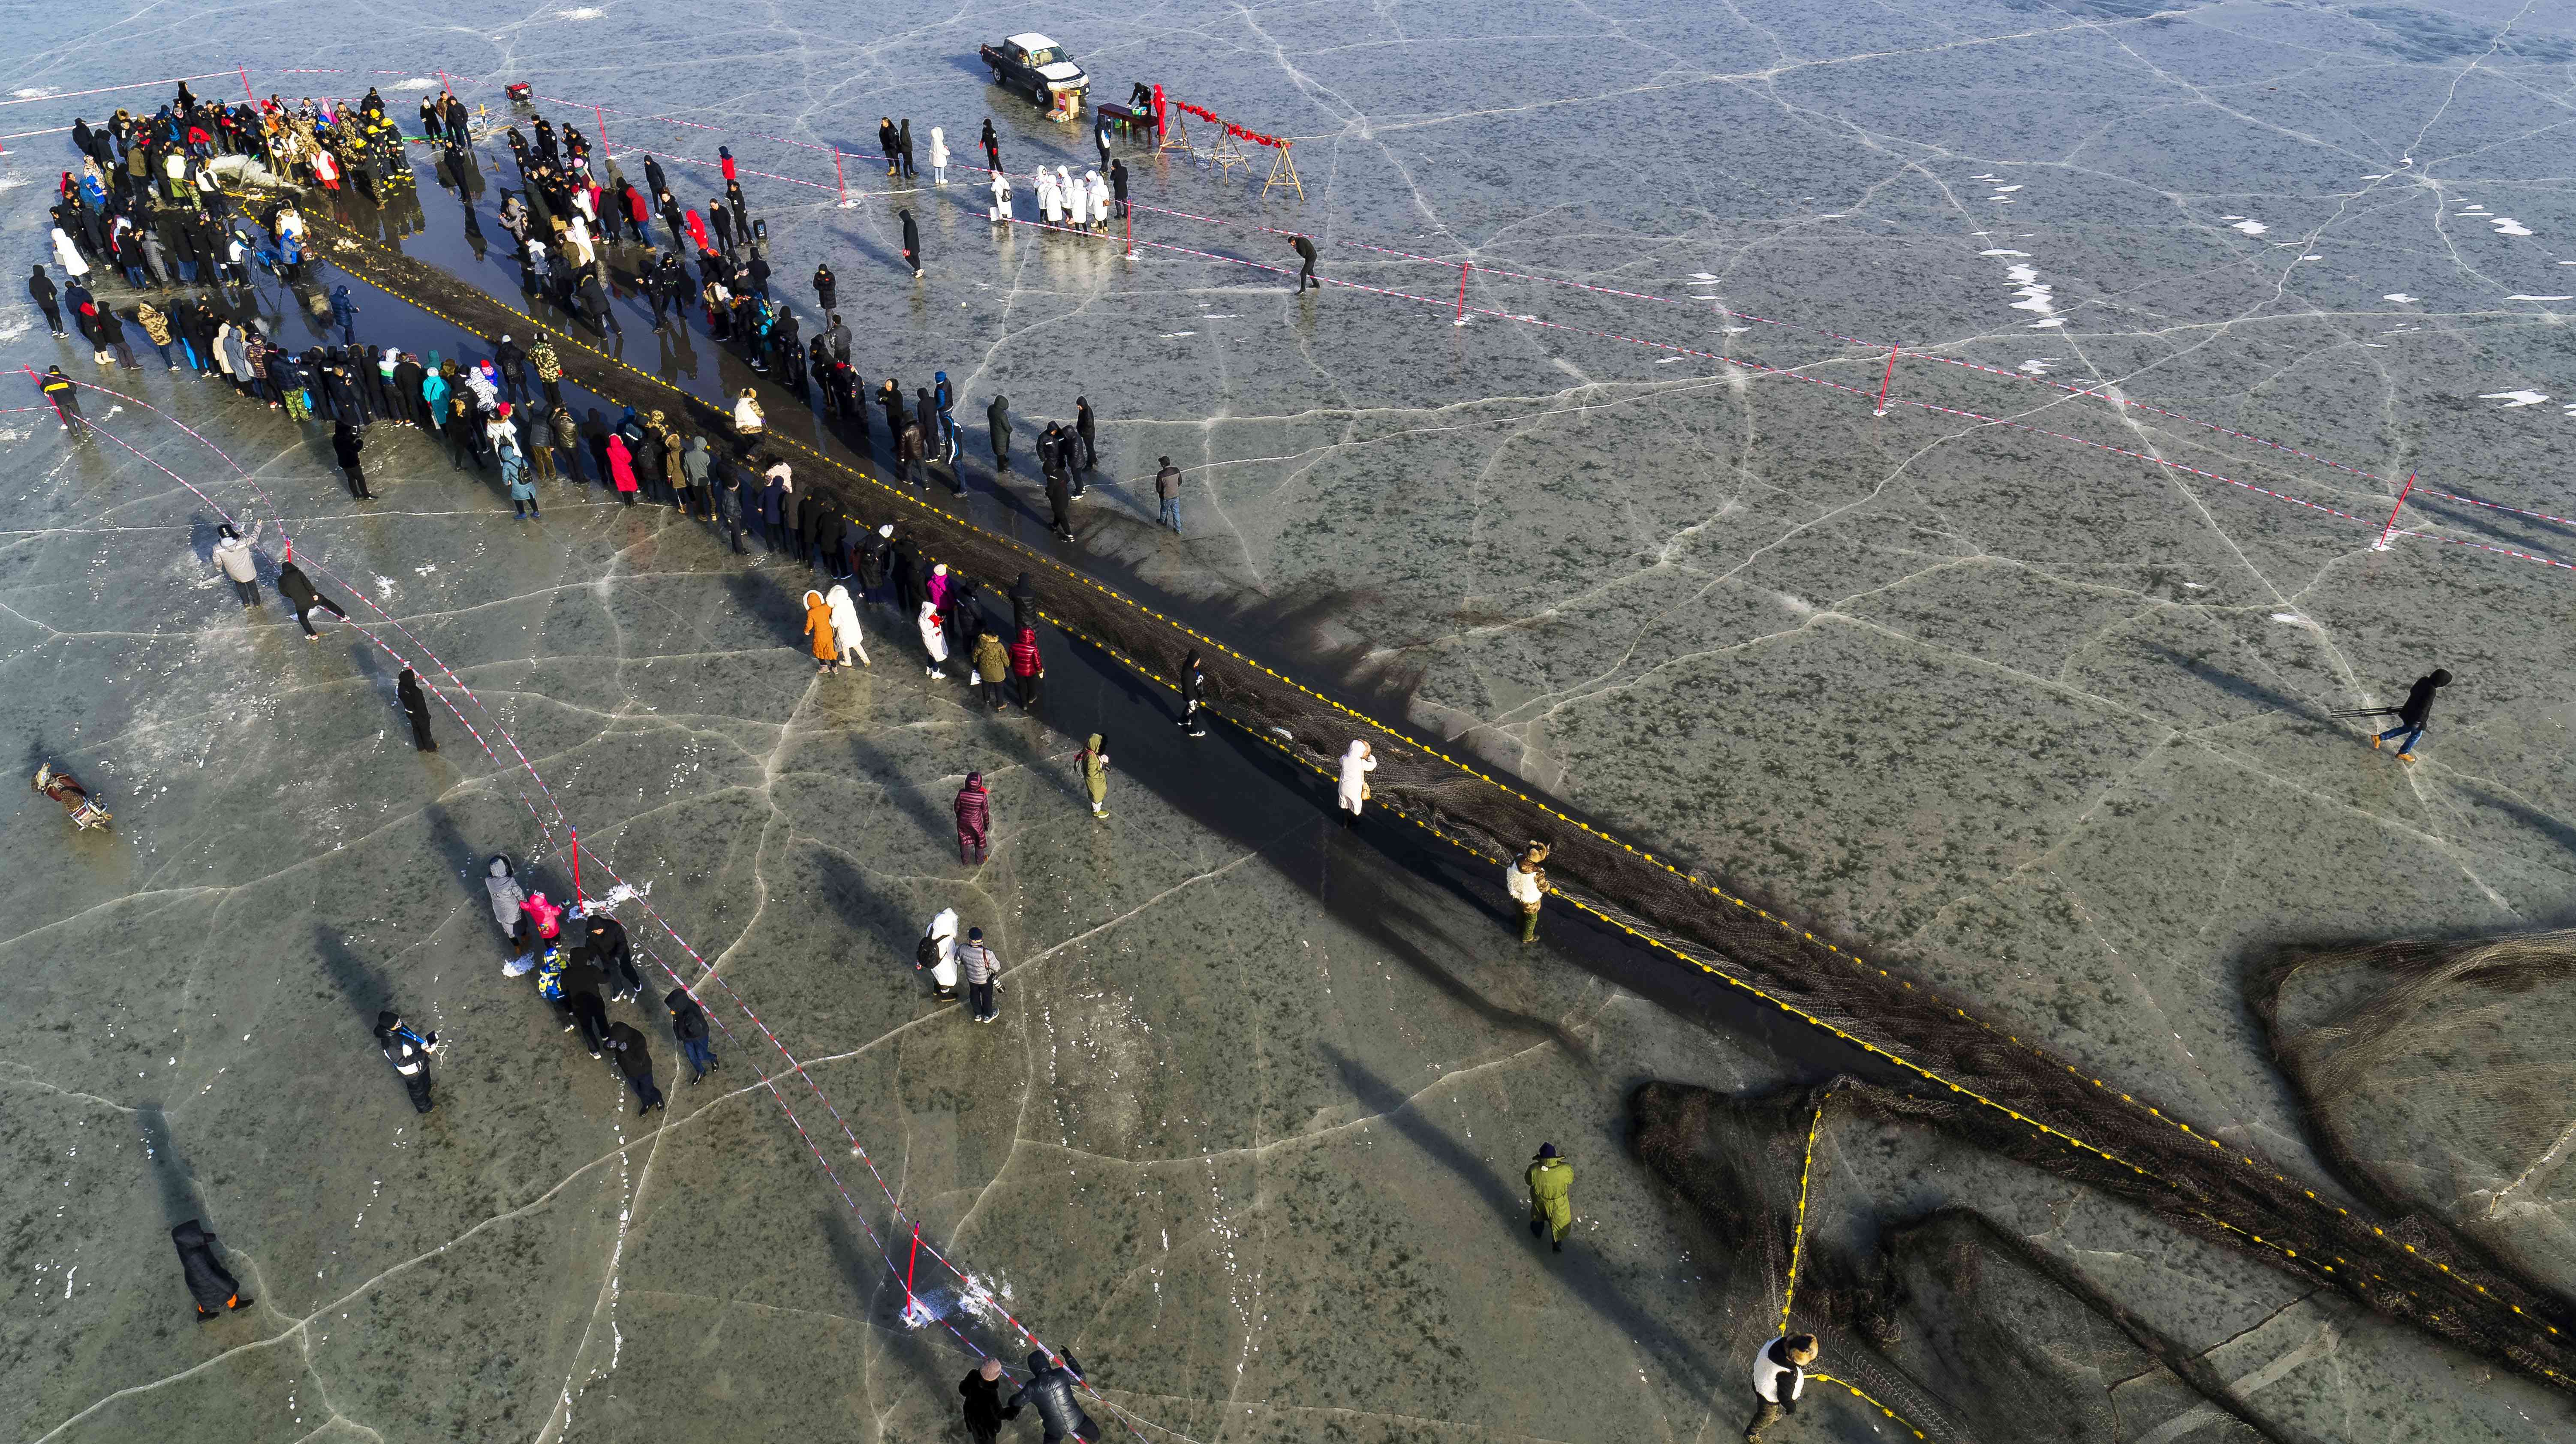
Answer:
[{"xmin": 920, "ymin": 907, "xmax": 960, "ymax": 1000}]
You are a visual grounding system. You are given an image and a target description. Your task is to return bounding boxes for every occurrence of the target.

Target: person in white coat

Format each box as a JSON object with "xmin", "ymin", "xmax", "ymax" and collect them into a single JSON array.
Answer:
[
  {"xmin": 928, "ymin": 126, "xmax": 949, "ymax": 185},
  {"xmin": 825, "ymin": 583, "xmax": 869, "ymax": 668},
  {"xmin": 1089, "ymin": 170, "xmax": 1109, "ymax": 230},
  {"xmin": 1336, "ymin": 740, "xmax": 1375, "ymax": 824},
  {"xmin": 50, "ymin": 227, "xmax": 89, "ymax": 280},
  {"xmin": 921, "ymin": 906, "xmax": 961, "ymax": 1000},
  {"xmin": 1057, "ymin": 166, "xmax": 1080, "ymax": 227},
  {"xmin": 212, "ymin": 520, "xmax": 264, "ymax": 606},
  {"xmin": 1085, "ymin": 171, "xmax": 1110, "ymax": 232},
  {"xmin": 1067, "ymin": 167, "xmax": 1090, "ymax": 228},
  {"xmin": 917, "ymin": 599, "xmax": 949, "ymax": 679},
  {"xmin": 733, "ymin": 388, "xmax": 764, "ymax": 437},
  {"xmin": 1036, "ymin": 166, "xmax": 1059, "ymax": 224},
  {"xmin": 1745, "ymin": 1334, "xmax": 1818, "ymax": 1439},
  {"xmin": 989, "ymin": 168, "xmax": 1013, "ymax": 223}
]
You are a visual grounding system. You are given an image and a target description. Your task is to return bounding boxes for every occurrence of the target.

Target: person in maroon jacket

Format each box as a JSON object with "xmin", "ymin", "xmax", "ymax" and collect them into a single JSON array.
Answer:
[{"xmin": 954, "ymin": 771, "xmax": 991, "ymax": 863}]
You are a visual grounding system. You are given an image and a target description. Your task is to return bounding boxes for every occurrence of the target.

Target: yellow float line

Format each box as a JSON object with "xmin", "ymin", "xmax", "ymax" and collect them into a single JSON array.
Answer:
[{"xmin": 311, "ymin": 225, "xmax": 2568, "ymax": 1376}]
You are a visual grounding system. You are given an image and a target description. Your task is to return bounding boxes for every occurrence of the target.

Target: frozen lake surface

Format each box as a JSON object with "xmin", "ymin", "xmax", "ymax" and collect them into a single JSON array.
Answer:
[{"xmin": 6, "ymin": 0, "xmax": 2576, "ymax": 1439}]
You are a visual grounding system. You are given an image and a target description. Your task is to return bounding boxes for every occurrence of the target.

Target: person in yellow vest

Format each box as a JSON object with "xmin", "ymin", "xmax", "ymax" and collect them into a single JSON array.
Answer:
[{"xmin": 1526, "ymin": 1143, "xmax": 1573, "ymax": 1253}]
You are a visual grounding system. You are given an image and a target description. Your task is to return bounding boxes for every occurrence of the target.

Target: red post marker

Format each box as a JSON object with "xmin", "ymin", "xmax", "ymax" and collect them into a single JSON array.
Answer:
[
  {"xmin": 239, "ymin": 66, "xmax": 256, "ymax": 107},
  {"xmin": 834, "ymin": 149, "xmax": 846, "ymax": 205},
  {"xmin": 1874, "ymin": 345, "xmax": 1899, "ymax": 417},
  {"xmin": 1454, "ymin": 262, "xmax": 1470, "ymax": 327},
  {"xmin": 905, "ymin": 1222, "xmax": 921, "ymax": 1306},
  {"xmin": 569, "ymin": 825, "xmax": 583, "ymax": 905},
  {"xmin": 594, "ymin": 103, "xmax": 608, "ymax": 153},
  {"xmin": 1123, "ymin": 202, "xmax": 1133, "ymax": 257},
  {"xmin": 2373, "ymin": 471, "xmax": 2418, "ymax": 552},
  {"xmin": 436, "ymin": 68, "xmax": 451, "ymax": 98}
]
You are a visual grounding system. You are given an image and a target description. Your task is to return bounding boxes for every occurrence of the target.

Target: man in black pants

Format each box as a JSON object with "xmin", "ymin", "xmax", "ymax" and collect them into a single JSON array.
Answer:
[
  {"xmin": 28, "ymin": 264, "xmax": 64, "ymax": 337},
  {"xmin": 273, "ymin": 560, "xmax": 351, "ymax": 640},
  {"xmin": 986, "ymin": 393, "xmax": 1012, "ymax": 471},
  {"xmin": 1289, "ymin": 234, "xmax": 1318, "ymax": 291}
]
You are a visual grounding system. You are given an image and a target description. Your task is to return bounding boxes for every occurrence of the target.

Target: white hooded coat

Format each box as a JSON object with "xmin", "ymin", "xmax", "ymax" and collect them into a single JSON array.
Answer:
[
  {"xmin": 918, "ymin": 600, "xmax": 948, "ymax": 663},
  {"xmin": 1336, "ymin": 741, "xmax": 1376, "ymax": 812},
  {"xmin": 1058, "ymin": 167, "xmax": 1080, "ymax": 225},
  {"xmin": 486, "ymin": 857, "xmax": 528, "ymax": 930},
  {"xmin": 1086, "ymin": 171, "xmax": 1110, "ymax": 224},
  {"xmin": 925, "ymin": 907, "xmax": 960, "ymax": 989},
  {"xmin": 990, "ymin": 170, "xmax": 1012, "ymax": 220},
  {"xmin": 51, "ymin": 228, "xmax": 88, "ymax": 278},
  {"xmin": 1036, "ymin": 167, "xmax": 1058, "ymax": 221},
  {"xmin": 825, "ymin": 584, "xmax": 867, "ymax": 663},
  {"xmin": 1067, "ymin": 169, "xmax": 1090, "ymax": 226},
  {"xmin": 929, "ymin": 127, "xmax": 948, "ymax": 168}
]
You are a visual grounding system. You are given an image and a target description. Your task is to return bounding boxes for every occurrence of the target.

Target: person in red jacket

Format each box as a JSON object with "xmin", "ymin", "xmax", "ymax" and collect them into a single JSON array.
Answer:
[
  {"xmin": 1007, "ymin": 627, "xmax": 1043, "ymax": 711},
  {"xmin": 954, "ymin": 771, "xmax": 991, "ymax": 863}
]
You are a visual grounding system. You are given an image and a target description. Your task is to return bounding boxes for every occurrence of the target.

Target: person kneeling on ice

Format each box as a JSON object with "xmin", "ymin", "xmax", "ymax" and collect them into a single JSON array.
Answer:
[
  {"xmin": 1745, "ymin": 1333, "xmax": 1819, "ymax": 1440},
  {"xmin": 1005, "ymin": 1350, "xmax": 1100, "ymax": 1443}
]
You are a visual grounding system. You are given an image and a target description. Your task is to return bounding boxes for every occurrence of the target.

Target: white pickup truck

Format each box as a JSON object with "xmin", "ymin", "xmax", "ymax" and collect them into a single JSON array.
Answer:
[{"xmin": 980, "ymin": 33, "xmax": 1090, "ymax": 111}]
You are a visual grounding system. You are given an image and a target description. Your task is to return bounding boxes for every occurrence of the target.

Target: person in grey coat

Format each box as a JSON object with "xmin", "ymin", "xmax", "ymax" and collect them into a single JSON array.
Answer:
[
  {"xmin": 211, "ymin": 520, "xmax": 263, "ymax": 605},
  {"xmin": 681, "ymin": 435, "xmax": 715, "ymax": 518},
  {"xmin": 486, "ymin": 855, "xmax": 529, "ymax": 955}
]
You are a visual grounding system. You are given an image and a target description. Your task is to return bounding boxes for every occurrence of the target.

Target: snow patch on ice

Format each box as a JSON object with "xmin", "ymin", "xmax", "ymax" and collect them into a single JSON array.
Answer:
[
  {"xmin": 391, "ymin": 78, "xmax": 439, "ymax": 93},
  {"xmin": 374, "ymin": 575, "xmax": 397, "ymax": 597},
  {"xmin": 2383, "ymin": 293, "xmax": 2417, "ymax": 304},
  {"xmin": 2492, "ymin": 218, "xmax": 2534, "ymax": 237},
  {"xmin": 2270, "ymin": 612, "xmax": 2312, "ymax": 627},
  {"xmin": 12, "ymin": 87, "xmax": 57, "ymax": 99},
  {"xmin": 2005, "ymin": 262, "xmax": 2055, "ymax": 323},
  {"xmin": 2479, "ymin": 390, "xmax": 2551, "ymax": 409},
  {"xmin": 2505, "ymin": 295, "xmax": 2571, "ymax": 301},
  {"xmin": 2018, "ymin": 358, "xmax": 2057, "ymax": 375},
  {"xmin": 2229, "ymin": 220, "xmax": 2269, "ymax": 236},
  {"xmin": 557, "ymin": 5, "xmax": 606, "ymax": 17},
  {"xmin": 1978, "ymin": 248, "xmax": 2029, "ymax": 257}
]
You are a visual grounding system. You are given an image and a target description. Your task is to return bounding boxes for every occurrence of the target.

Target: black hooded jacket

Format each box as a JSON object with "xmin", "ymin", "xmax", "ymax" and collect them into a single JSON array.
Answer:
[
  {"xmin": 170, "ymin": 1220, "xmax": 242, "ymax": 1309},
  {"xmin": 960, "ymin": 1369, "xmax": 1018, "ymax": 1431},
  {"xmin": 1004, "ymin": 1352, "xmax": 1092, "ymax": 1439},
  {"xmin": 605, "ymin": 1021, "xmax": 653, "ymax": 1080},
  {"xmin": 665, "ymin": 987, "xmax": 709, "ymax": 1042},
  {"xmin": 2398, "ymin": 671, "xmax": 2449, "ymax": 726}
]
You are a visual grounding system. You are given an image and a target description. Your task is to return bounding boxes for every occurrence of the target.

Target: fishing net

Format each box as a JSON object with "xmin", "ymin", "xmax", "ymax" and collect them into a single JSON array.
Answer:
[
  {"xmin": 2260, "ymin": 930, "xmax": 2576, "ymax": 1300},
  {"xmin": 307, "ymin": 213, "xmax": 2576, "ymax": 1392}
]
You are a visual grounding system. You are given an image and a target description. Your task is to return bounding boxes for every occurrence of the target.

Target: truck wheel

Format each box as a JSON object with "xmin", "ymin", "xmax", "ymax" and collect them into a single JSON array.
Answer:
[{"xmin": 1032, "ymin": 85, "xmax": 1048, "ymax": 107}]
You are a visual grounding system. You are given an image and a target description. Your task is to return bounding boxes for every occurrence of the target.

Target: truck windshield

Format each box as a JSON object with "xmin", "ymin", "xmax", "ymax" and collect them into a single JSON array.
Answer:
[{"xmin": 1023, "ymin": 46, "xmax": 1065, "ymax": 66}]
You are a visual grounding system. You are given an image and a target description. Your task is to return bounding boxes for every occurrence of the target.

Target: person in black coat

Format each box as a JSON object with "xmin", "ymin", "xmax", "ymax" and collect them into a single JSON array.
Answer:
[
  {"xmin": 665, "ymin": 987, "xmax": 717, "ymax": 1082},
  {"xmin": 891, "ymin": 535, "xmax": 923, "ymax": 615},
  {"xmin": 1177, "ymin": 651, "xmax": 1208, "ymax": 736},
  {"xmin": 1010, "ymin": 572, "xmax": 1038, "ymax": 632},
  {"xmin": 374, "ymin": 1010, "xmax": 439, "ymax": 1112},
  {"xmin": 1108, "ymin": 159, "xmax": 1129, "ymax": 219},
  {"xmin": 813, "ymin": 262, "xmax": 837, "ymax": 313},
  {"xmin": 981, "ymin": 118, "xmax": 1001, "ymax": 174},
  {"xmin": 395, "ymin": 666, "xmax": 436, "ymax": 752},
  {"xmin": 28, "ymin": 265, "xmax": 64, "ymax": 337},
  {"xmin": 1289, "ymin": 233, "xmax": 1318, "ymax": 291},
  {"xmin": 2373, "ymin": 668, "xmax": 2451, "ymax": 761},
  {"xmin": 333, "ymin": 419, "xmax": 371, "ymax": 499},
  {"xmin": 899, "ymin": 208, "xmax": 922, "ymax": 278},
  {"xmin": 172, "ymin": 1220, "xmax": 254, "ymax": 1320},
  {"xmin": 1072, "ymin": 396, "xmax": 1098, "ymax": 488},
  {"xmin": 274, "ymin": 560, "xmax": 351, "ymax": 639},
  {"xmin": 959, "ymin": 1359, "xmax": 1020, "ymax": 1444},
  {"xmin": 1004, "ymin": 1351, "xmax": 1097, "ymax": 1443},
  {"xmin": 605, "ymin": 1020, "xmax": 667, "ymax": 1114},
  {"xmin": 986, "ymin": 394, "xmax": 1011, "ymax": 470},
  {"xmin": 1044, "ymin": 463, "xmax": 1074, "ymax": 541},
  {"xmin": 566, "ymin": 958, "xmax": 613, "ymax": 1058},
  {"xmin": 576, "ymin": 904, "xmax": 643, "ymax": 1001}
]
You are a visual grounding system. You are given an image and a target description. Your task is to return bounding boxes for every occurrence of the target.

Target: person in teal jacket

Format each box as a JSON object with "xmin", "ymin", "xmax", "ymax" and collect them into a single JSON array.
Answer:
[{"xmin": 1527, "ymin": 1143, "xmax": 1573, "ymax": 1253}]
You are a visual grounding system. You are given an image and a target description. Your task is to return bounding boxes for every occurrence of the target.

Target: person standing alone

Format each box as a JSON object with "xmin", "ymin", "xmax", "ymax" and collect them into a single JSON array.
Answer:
[
  {"xmin": 1506, "ymin": 842, "xmax": 1548, "ymax": 944},
  {"xmin": 1288, "ymin": 234, "xmax": 1318, "ymax": 292},
  {"xmin": 1526, "ymin": 1142, "xmax": 1572, "ymax": 1253},
  {"xmin": 1154, "ymin": 456, "xmax": 1183, "ymax": 533},
  {"xmin": 395, "ymin": 666, "xmax": 438, "ymax": 753},
  {"xmin": 1745, "ymin": 1334, "xmax": 1820, "ymax": 1440},
  {"xmin": 955, "ymin": 770, "xmax": 991, "ymax": 863}
]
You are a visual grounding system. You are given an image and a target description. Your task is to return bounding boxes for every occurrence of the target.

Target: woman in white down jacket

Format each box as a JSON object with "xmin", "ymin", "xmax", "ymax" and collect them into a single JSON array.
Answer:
[
  {"xmin": 1336, "ymin": 740, "xmax": 1375, "ymax": 824},
  {"xmin": 211, "ymin": 520, "xmax": 263, "ymax": 606}
]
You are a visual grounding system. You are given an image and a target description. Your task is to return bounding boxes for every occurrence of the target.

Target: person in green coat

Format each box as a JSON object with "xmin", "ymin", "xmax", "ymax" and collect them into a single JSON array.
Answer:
[
  {"xmin": 1078, "ymin": 734, "xmax": 1110, "ymax": 820},
  {"xmin": 1527, "ymin": 1143, "xmax": 1572, "ymax": 1252}
]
